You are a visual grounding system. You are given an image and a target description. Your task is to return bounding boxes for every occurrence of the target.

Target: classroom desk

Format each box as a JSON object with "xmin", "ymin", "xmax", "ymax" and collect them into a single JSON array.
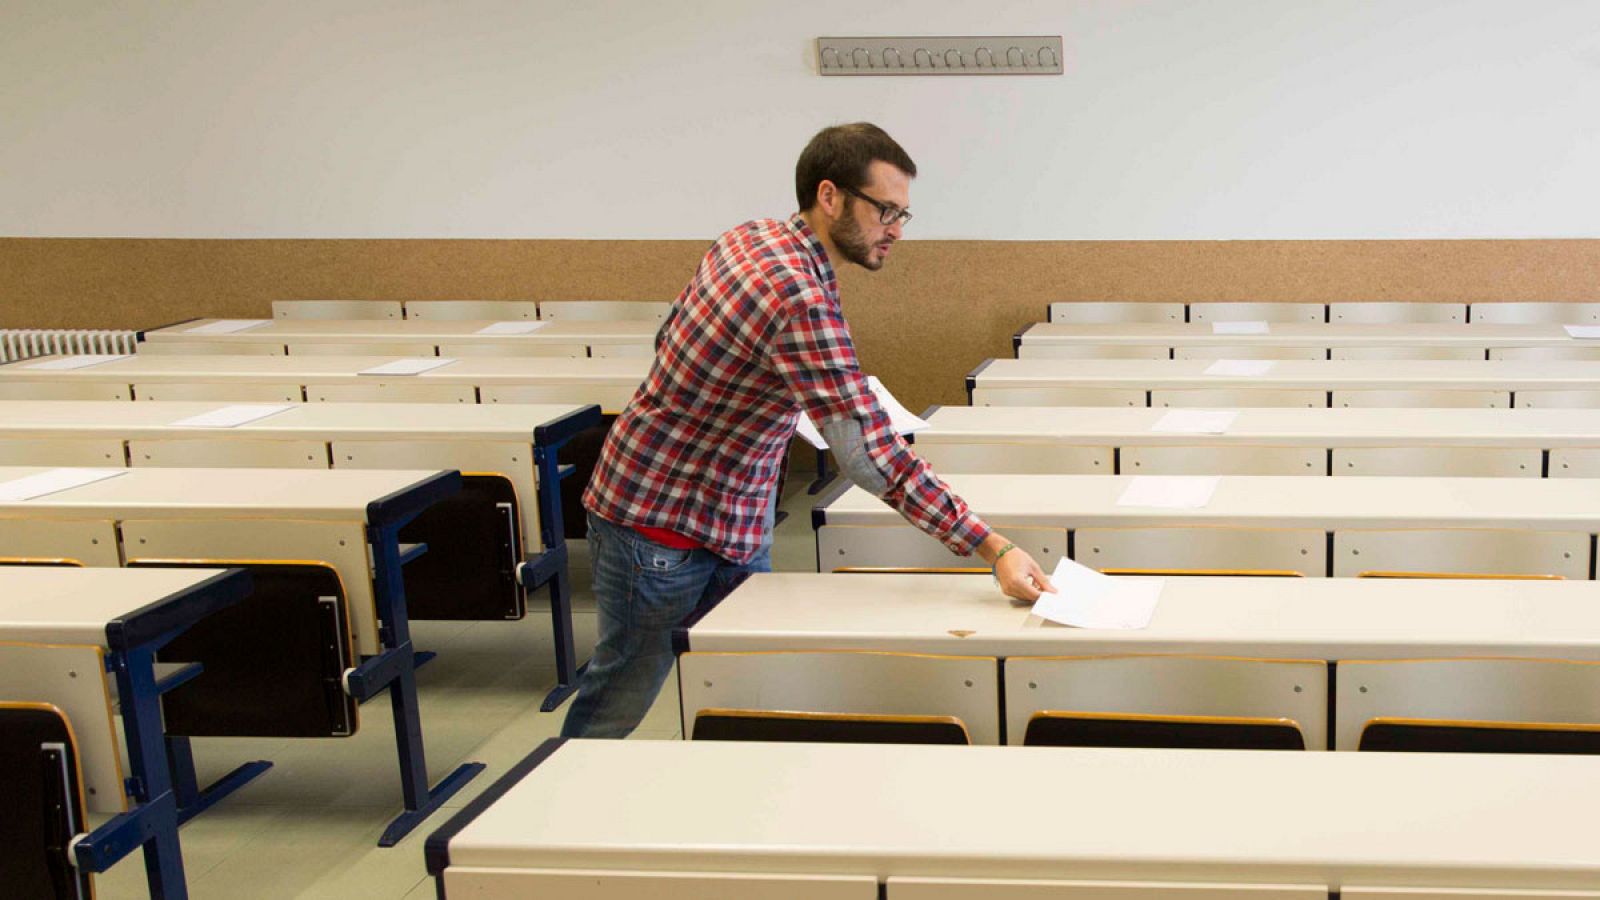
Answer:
[
  {"xmin": 0, "ymin": 353, "xmax": 649, "ymax": 411},
  {"xmin": 911, "ymin": 405, "xmax": 1600, "ymax": 476},
  {"xmin": 142, "ymin": 317, "xmax": 658, "ymax": 357},
  {"xmin": 0, "ymin": 399, "xmax": 602, "ymax": 707},
  {"xmin": 677, "ymin": 572, "xmax": 1600, "ymax": 748},
  {"xmin": 425, "ymin": 738, "xmax": 1600, "ymax": 895},
  {"xmin": 812, "ymin": 473, "xmax": 1600, "ymax": 577},
  {"xmin": 967, "ymin": 357, "xmax": 1600, "ymax": 407},
  {"xmin": 0, "ymin": 566, "xmax": 252, "ymax": 899},
  {"xmin": 1013, "ymin": 321, "xmax": 1596, "ymax": 359},
  {"xmin": 0, "ymin": 465, "xmax": 480, "ymax": 845}
]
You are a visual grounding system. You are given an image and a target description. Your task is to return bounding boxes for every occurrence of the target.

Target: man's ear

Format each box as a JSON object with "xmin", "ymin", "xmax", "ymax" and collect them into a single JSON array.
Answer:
[{"xmin": 816, "ymin": 180, "xmax": 841, "ymax": 218}]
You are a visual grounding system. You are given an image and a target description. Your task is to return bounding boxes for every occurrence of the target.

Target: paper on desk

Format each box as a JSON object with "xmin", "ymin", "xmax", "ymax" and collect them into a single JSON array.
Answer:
[
  {"xmin": 25, "ymin": 354, "xmax": 132, "ymax": 370},
  {"xmin": 794, "ymin": 375, "xmax": 928, "ymax": 450},
  {"xmin": 1031, "ymin": 556, "xmax": 1163, "ymax": 629},
  {"xmin": 1117, "ymin": 475, "xmax": 1220, "ymax": 509},
  {"xmin": 358, "ymin": 357, "xmax": 457, "ymax": 376},
  {"xmin": 0, "ymin": 468, "xmax": 128, "ymax": 502},
  {"xmin": 1151, "ymin": 409, "xmax": 1237, "ymax": 434},
  {"xmin": 1212, "ymin": 320, "xmax": 1269, "ymax": 335},
  {"xmin": 185, "ymin": 319, "xmax": 270, "ymax": 335},
  {"xmin": 1203, "ymin": 359, "xmax": 1276, "ymax": 377},
  {"xmin": 169, "ymin": 404, "xmax": 295, "ymax": 429},
  {"xmin": 1564, "ymin": 325, "xmax": 1600, "ymax": 340},
  {"xmin": 475, "ymin": 321, "xmax": 548, "ymax": 335}
]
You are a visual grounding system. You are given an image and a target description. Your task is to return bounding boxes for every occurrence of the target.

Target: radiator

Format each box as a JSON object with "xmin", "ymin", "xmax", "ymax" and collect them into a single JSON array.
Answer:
[{"xmin": 0, "ymin": 329, "xmax": 143, "ymax": 364}]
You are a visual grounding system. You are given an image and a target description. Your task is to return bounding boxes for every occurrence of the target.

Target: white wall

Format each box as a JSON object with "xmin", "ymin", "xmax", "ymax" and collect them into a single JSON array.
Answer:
[{"xmin": 2, "ymin": 0, "xmax": 1597, "ymax": 240}]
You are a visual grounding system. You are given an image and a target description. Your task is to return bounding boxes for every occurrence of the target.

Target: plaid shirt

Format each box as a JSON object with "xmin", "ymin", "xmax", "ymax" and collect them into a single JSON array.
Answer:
[{"xmin": 584, "ymin": 214, "xmax": 991, "ymax": 564}]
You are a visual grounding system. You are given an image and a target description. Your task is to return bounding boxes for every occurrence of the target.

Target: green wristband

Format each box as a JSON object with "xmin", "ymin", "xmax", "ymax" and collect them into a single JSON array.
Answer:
[{"xmin": 991, "ymin": 542, "xmax": 1016, "ymax": 582}]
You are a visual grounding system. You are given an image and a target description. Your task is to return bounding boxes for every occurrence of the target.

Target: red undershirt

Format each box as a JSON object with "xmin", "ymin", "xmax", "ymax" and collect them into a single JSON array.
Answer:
[{"xmin": 633, "ymin": 526, "xmax": 702, "ymax": 550}]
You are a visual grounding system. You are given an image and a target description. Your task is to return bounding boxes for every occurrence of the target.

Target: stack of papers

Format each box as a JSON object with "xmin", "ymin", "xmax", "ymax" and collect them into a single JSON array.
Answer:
[
  {"xmin": 358, "ymin": 358, "xmax": 457, "ymax": 376},
  {"xmin": 1203, "ymin": 359, "xmax": 1276, "ymax": 377},
  {"xmin": 795, "ymin": 375, "xmax": 927, "ymax": 449},
  {"xmin": 169, "ymin": 404, "xmax": 295, "ymax": 428},
  {"xmin": 0, "ymin": 468, "xmax": 128, "ymax": 502},
  {"xmin": 1116, "ymin": 475, "xmax": 1220, "ymax": 509},
  {"xmin": 475, "ymin": 321, "xmax": 548, "ymax": 335},
  {"xmin": 1211, "ymin": 320, "xmax": 1270, "ymax": 335},
  {"xmin": 1030, "ymin": 556, "xmax": 1163, "ymax": 629},
  {"xmin": 24, "ymin": 354, "xmax": 131, "ymax": 370},
  {"xmin": 1564, "ymin": 325, "xmax": 1600, "ymax": 340}
]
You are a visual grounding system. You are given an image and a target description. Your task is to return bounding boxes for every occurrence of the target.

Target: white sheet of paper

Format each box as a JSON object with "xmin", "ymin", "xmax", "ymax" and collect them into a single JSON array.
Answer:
[
  {"xmin": 1212, "ymin": 320, "xmax": 1269, "ymax": 335},
  {"xmin": 794, "ymin": 376, "xmax": 929, "ymax": 450},
  {"xmin": 475, "ymin": 321, "xmax": 548, "ymax": 335},
  {"xmin": 185, "ymin": 319, "xmax": 270, "ymax": 335},
  {"xmin": 1116, "ymin": 475, "xmax": 1220, "ymax": 509},
  {"xmin": 169, "ymin": 404, "xmax": 295, "ymax": 429},
  {"xmin": 1203, "ymin": 359, "xmax": 1276, "ymax": 376},
  {"xmin": 358, "ymin": 357, "xmax": 457, "ymax": 376},
  {"xmin": 24, "ymin": 354, "xmax": 132, "ymax": 370},
  {"xmin": 0, "ymin": 468, "xmax": 128, "ymax": 502},
  {"xmin": 1565, "ymin": 325, "xmax": 1600, "ymax": 339},
  {"xmin": 1150, "ymin": 409, "xmax": 1237, "ymax": 434},
  {"xmin": 1030, "ymin": 556, "xmax": 1163, "ymax": 629}
]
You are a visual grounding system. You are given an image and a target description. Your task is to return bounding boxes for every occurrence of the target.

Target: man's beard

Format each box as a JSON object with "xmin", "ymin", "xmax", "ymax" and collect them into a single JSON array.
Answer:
[{"xmin": 827, "ymin": 206, "xmax": 883, "ymax": 271}]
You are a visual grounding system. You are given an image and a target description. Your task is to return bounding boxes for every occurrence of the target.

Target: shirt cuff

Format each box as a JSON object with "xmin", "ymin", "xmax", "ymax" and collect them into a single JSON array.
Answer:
[{"xmin": 942, "ymin": 514, "xmax": 992, "ymax": 558}]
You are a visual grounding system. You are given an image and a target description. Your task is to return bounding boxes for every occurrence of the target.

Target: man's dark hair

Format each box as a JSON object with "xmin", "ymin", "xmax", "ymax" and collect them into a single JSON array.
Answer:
[{"xmin": 795, "ymin": 122, "xmax": 917, "ymax": 211}]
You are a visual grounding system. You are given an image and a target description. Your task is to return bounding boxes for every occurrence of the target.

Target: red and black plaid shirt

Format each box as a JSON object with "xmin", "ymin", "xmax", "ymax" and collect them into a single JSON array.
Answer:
[{"xmin": 584, "ymin": 214, "xmax": 990, "ymax": 564}]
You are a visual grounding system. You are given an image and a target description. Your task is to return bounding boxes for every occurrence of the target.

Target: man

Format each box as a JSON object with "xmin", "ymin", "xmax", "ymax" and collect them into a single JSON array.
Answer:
[{"xmin": 562, "ymin": 122, "xmax": 1055, "ymax": 739}]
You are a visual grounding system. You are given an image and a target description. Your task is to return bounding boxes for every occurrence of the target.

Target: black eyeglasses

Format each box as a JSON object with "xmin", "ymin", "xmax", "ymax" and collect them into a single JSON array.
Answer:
[{"xmin": 839, "ymin": 184, "xmax": 913, "ymax": 227}]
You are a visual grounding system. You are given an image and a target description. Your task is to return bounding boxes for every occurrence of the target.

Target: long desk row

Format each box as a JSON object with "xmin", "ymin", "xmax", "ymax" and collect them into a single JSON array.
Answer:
[
  {"xmin": 911, "ymin": 405, "xmax": 1600, "ymax": 476},
  {"xmin": 967, "ymin": 358, "xmax": 1600, "ymax": 407},
  {"xmin": 813, "ymin": 472, "xmax": 1600, "ymax": 577},
  {"xmin": 674, "ymin": 572, "xmax": 1600, "ymax": 749},
  {"xmin": 1045, "ymin": 298, "xmax": 1600, "ymax": 324},
  {"xmin": 427, "ymin": 738, "xmax": 1600, "ymax": 896},
  {"xmin": 0, "ymin": 465, "xmax": 482, "ymax": 848},
  {"xmin": 142, "ymin": 317, "xmax": 659, "ymax": 357},
  {"xmin": 1, "ymin": 566, "xmax": 252, "ymax": 899},
  {"xmin": 0, "ymin": 399, "xmax": 600, "ymax": 708},
  {"xmin": 1016, "ymin": 321, "xmax": 1600, "ymax": 359},
  {"xmin": 0, "ymin": 353, "xmax": 650, "ymax": 412}
]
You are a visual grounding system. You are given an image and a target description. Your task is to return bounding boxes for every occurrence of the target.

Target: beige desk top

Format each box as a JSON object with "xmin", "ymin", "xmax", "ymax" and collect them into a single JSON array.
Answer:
[
  {"xmin": 0, "ymin": 466, "xmax": 443, "ymax": 521},
  {"xmin": 440, "ymin": 738, "xmax": 1600, "ymax": 889},
  {"xmin": 0, "ymin": 400, "xmax": 589, "ymax": 443},
  {"xmin": 687, "ymin": 572, "xmax": 1600, "ymax": 660},
  {"xmin": 918, "ymin": 404, "xmax": 1600, "ymax": 447},
  {"xmin": 1017, "ymin": 321, "xmax": 1580, "ymax": 348},
  {"xmin": 819, "ymin": 473, "xmax": 1600, "ymax": 531},
  {"xmin": 0, "ymin": 566, "xmax": 231, "ymax": 646},
  {"xmin": 145, "ymin": 318, "xmax": 658, "ymax": 346},
  {"xmin": 972, "ymin": 357, "xmax": 1600, "ymax": 391},
  {"xmin": 0, "ymin": 354, "xmax": 650, "ymax": 386}
]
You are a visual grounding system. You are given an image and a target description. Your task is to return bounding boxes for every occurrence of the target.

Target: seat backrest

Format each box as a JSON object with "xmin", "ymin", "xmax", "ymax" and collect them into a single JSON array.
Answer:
[
  {"xmin": 679, "ymin": 650, "xmax": 1002, "ymax": 744},
  {"xmin": 692, "ymin": 709, "xmax": 970, "ymax": 745},
  {"xmin": 0, "ymin": 703, "xmax": 92, "ymax": 900},
  {"xmin": 1190, "ymin": 302, "xmax": 1325, "ymax": 324},
  {"xmin": 1358, "ymin": 718, "xmax": 1600, "ymax": 754},
  {"xmin": 1046, "ymin": 302, "xmax": 1184, "ymax": 324},
  {"xmin": 1331, "ymin": 529, "xmax": 1589, "ymax": 579},
  {"xmin": 404, "ymin": 300, "xmax": 538, "ymax": 321},
  {"xmin": 0, "ymin": 644, "xmax": 122, "ymax": 813},
  {"xmin": 538, "ymin": 300, "xmax": 670, "ymax": 322},
  {"xmin": 1471, "ymin": 302, "xmax": 1600, "ymax": 324},
  {"xmin": 1006, "ymin": 655, "xmax": 1328, "ymax": 748},
  {"xmin": 1074, "ymin": 526, "xmax": 1326, "ymax": 576},
  {"xmin": 1335, "ymin": 658, "xmax": 1600, "ymax": 750},
  {"xmin": 1330, "ymin": 446, "xmax": 1540, "ymax": 478},
  {"xmin": 1333, "ymin": 389, "xmax": 1507, "ymax": 408},
  {"xmin": 271, "ymin": 300, "xmax": 403, "ymax": 320},
  {"xmin": 1153, "ymin": 389, "xmax": 1325, "ymax": 408},
  {"xmin": 1329, "ymin": 302, "xmax": 1466, "ymax": 324},
  {"xmin": 1024, "ymin": 710, "xmax": 1305, "ymax": 750}
]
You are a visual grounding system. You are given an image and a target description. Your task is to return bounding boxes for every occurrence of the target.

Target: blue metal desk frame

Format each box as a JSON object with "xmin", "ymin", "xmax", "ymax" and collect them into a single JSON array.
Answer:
[{"xmin": 71, "ymin": 567, "xmax": 254, "ymax": 900}]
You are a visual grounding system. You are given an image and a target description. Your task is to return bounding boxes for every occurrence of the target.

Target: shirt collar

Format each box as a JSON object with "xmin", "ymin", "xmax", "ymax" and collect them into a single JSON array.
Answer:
[{"xmin": 787, "ymin": 213, "xmax": 838, "ymax": 297}]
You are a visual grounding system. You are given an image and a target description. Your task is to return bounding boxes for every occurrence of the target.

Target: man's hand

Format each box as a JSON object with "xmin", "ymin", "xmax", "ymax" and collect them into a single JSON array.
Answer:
[{"xmin": 978, "ymin": 533, "xmax": 1057, "ymax": 602}]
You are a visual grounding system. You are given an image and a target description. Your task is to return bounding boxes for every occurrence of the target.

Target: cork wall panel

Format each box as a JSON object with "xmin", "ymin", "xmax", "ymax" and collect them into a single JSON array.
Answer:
[{"xmin": 4, "ymin": 237, "xmax": 1600, "ymax": 412}]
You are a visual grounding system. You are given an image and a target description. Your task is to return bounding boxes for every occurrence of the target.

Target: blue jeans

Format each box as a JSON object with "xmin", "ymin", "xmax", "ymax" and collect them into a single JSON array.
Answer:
[{"xmin": 560, "ymin": 511, "xmax": 772, "ymax": 738}]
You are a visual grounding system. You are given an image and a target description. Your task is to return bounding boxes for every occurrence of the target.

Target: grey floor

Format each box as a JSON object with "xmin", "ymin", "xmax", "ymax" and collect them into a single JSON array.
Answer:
[{"xmin": 94, "ymin": 479, "xmax": 825, "ymax": 899}]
